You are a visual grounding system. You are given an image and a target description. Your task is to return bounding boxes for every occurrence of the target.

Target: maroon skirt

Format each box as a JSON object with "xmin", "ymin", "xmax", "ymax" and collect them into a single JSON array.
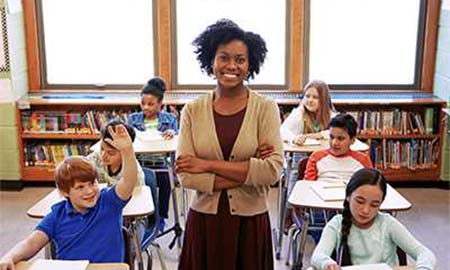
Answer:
[{"xmin": 178, "ymin": 192, "xmax": 274, "ymax": 270}]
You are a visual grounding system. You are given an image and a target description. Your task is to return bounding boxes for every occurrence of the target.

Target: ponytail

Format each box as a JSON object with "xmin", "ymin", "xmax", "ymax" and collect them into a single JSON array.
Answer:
[{"xmin": 339, "ymin": 199, "xmax": 353, "ymax": 266}]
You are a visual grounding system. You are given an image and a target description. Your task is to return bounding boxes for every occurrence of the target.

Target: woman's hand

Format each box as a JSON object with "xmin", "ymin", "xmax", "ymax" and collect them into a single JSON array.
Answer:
[
  {"xmin": 175, "ymin": 155, "xmax": 210, "ymax": 174},
  {"xmin": 325, "ymin": 262, "xmax": 340, "ymax": 270},
  {"xmin": 162, "ymin": 129, "xmax": 176, "ymax": 140},
  {"xmin": 293, "ymin": 135, "xmax": 307, "ymax": 145},
  {"xmin": 256, "ymin": 144, "xmax": 275, "ymax": 160}
]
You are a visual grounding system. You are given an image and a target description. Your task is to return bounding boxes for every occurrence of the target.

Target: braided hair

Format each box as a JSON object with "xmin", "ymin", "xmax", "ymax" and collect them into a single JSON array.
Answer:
[
  {"xmin": 338, "ymin": 168, "xmax": 387, "ymax": 266},
  {"xmin": 192, "ymin": 18, "xmax": 267, "ymax": 80}
]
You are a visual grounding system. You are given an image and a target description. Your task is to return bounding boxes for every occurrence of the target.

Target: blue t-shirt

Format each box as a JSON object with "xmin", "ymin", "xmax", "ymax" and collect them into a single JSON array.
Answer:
[{"xmin": 36, "ymin": 187, "xmax": 128, "ymax": 262}]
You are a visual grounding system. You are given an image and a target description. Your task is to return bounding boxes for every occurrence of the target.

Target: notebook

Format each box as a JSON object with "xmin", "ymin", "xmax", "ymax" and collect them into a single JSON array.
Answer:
[
  {"xmin": 341, "ymin": 263, "xmax": 393, "ymax": 270},
  {"xmin": 309, "ymin": 182, "xmax": 346, "ymax": 201},
  {"xmin": 135, "ymin": 130, "xmax": 163, "ymax": 142}
]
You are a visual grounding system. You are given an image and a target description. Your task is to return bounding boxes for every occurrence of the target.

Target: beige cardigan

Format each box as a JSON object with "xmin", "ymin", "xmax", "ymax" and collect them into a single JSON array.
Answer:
[{"xmin": 176, "ymin": 90, "xmax": 284, "ymax": 216}]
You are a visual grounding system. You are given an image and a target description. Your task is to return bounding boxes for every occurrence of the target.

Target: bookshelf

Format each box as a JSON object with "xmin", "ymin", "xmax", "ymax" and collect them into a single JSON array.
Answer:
[{"xmin": 16, "ymin": 92, "xmax": 447, "ymax": 182}]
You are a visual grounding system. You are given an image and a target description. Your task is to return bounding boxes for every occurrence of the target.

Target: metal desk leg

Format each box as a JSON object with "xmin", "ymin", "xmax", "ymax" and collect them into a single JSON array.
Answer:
[
  {"xmin": 130, "ymin": 219, "xmax": 144, "ymax": 270},
  {"xmin": 292, "ymin": 212, "xmax": 310, "ymax": 270},
  {"xmin": 158, "ymin": 154, "xmax": 183, "ymax": 251},
  {"xmin": 275, "ymin": 152, "xmax": 293, "ymax": 260}
]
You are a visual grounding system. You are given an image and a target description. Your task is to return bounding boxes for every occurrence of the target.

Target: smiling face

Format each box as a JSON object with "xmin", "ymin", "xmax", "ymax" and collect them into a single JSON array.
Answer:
[
  {"xmin": 213, "ymin": 39, "xmax": 249, "ymax": 91},
  {"xmin": 348, "ymin": 184, "xmax": 384, "ymax": 229},
  {"xmin": 141, "ymin": 93, "xmax": 162, "ymax": 119},
  {"xmin": 63, "ymin": 179, "xmax": 100, "ymax": 213},
  {"xmin": 329, "ymin": 126, "xmax": 355, "ymax": 156},
  {"xmin": 100, "ymin": 141, "xmax": 122, "ymax": 169},
  {"xmin": 303, "ymin": 87, "xmax": 320, "ymax": 113}
]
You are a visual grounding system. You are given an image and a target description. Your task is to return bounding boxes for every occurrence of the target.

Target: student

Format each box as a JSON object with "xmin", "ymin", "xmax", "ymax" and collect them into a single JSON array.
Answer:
[
  {"xmin": 127, "ymin": 77, "xmax": 178, "ymax": 231},
  {"xmin": 304, "ymin": 113, "xmax": 373, "ymax": 183},
  {"xmin": 175, "ymin": 19, "xmax": 284, "ymax": 270},
  {"xmin": 87, "ymin": 119, "xmax": 159, "ymax": 222},
  {"xmin": 281, "ymin": 80, "xmax": 336, "ymax": 145},
  {"xmin": 127, "ymin": 77, "xmax": 178, "ymax": 140},
  {"xmin": 0, "ymin": 124, "xmax": 137, "ymax": 269},
  {"xmin": 311, "ymin": 168, "xmax": 436, "ymax": 270},
  {"xmin": 88, "ymin": 119, "xmax": 146, "ymax": 187}
]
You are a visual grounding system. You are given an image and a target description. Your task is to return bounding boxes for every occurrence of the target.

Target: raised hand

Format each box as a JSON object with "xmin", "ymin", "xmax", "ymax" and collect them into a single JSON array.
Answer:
[{"xmin": 104, "ymin": 124, "xmax": 133, "ymax": 152}]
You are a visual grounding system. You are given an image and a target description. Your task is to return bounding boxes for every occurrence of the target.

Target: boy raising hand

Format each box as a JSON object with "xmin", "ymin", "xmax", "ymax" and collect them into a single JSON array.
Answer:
[{"xmin": 0, "ymin": 124, "xmax": 137, "ymax": 269}]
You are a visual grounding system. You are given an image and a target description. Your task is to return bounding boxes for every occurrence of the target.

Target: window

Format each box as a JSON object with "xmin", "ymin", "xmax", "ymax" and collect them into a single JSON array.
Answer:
[
  {"xmin": 39, "ymin": 0, "xmax": 155, "ymax": 87},
  {"xmin": 174, "ymin": 0, "xmax": 287, "ymax": 88},
  {"xmin": 307, "ymin": 0, "xmax": 424, "ymax": 88}
]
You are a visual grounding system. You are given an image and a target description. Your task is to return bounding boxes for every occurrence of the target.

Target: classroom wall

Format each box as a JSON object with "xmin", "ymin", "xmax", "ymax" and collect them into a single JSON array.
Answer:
[
  {"xmin": 0, "ymin": 0, "xmax": 28, "ymax": 181},
  {"xmin": 433, "ymin": 0, "xmax": 450, "ymax": 181}
]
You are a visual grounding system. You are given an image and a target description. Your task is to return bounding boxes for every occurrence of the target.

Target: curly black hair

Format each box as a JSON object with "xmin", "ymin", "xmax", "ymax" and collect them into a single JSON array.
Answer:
[{"xmin": 192, "ymin": 19, "xmax": 267, "ymax": 80}]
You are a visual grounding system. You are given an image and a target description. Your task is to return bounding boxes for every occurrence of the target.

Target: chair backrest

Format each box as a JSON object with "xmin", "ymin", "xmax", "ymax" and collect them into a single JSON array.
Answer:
[
  {"xmin": 140, "ymin": 167, "xmax": 161, "ymax": 249},
  {"xmin": 297, "ymin": 156, "xmax": 310, "ymax": 181}
]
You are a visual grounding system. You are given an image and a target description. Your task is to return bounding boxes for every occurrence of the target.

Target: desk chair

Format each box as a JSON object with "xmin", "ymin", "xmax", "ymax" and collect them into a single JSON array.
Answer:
[
  {"xmin": 285, "ymin": 157, "xmax": 334, "ymax": 270},
  {"xmin": 139, "ymin": 167, "xmax": 167, "ymax": 270}
]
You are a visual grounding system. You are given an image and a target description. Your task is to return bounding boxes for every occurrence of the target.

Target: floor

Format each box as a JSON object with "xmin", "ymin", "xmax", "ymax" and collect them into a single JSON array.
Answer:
[{"xmin": 0, "ymin": 184, "xmax": 449, "ymax": 270}]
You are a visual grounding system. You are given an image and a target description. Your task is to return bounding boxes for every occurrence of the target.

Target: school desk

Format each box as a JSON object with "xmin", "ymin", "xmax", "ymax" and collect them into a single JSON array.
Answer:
[
  {"xmin": 90, "ymin": 135, "xmax": 184, "ymax": 252},
  {"xmin": 275, "ymin": 139, "xmax": 370, "ymax": 260},
  {"xmin": 26, "ymin": 185, "xmax": 153, "ymax": 270},
  {"xmin": 132, "ymin": 136, "xmax": 184, "ymax": 252},
  {"xmin": 288, "ymin": 181, "xmax": 412, "ymax": 269},
  {"xmin": 15, "ymin": 261, "xmax": 129, "ymax": 270}
]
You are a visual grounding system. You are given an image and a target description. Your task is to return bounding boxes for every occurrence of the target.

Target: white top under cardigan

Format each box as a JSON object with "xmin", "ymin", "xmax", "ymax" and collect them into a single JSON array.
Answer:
[{"xmin": 176, "ymin": 90, "xmax": 284, "ymax": 216}]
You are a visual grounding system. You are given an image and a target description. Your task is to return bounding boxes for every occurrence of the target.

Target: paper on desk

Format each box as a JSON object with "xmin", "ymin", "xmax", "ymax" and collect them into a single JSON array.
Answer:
[
  {"xmin": 136, "ymin": 130, "xmax": 163, "ymax": 142},
  {"xmin": 16, "ymin": 259, "xmax": 89, "ymax": 270},
  {"xmin": 303, "ymin": 138, "xmax": 321, "ymax": 145},
  {"xmin": 309, "ymin": 182, "xmax": 346, "ymax": 201},
  {"xmin": 341, "ymin": 263, "xmax": 393, "ymax": 270}
]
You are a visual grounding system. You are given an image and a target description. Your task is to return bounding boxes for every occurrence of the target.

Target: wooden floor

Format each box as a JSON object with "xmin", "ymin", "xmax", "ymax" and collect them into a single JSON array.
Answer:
[{"xmin": 0, "ymin": 184, "xmax": 449, "ymax": 270}]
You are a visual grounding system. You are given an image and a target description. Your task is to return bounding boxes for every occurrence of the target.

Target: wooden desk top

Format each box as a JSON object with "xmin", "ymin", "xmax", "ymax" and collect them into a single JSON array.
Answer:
[
  {"xmin": 288, "ymin": 181, "xmax": 412, "ymax": 212},
  {"xmin": 27, "ymin": 185, "xmax": 153, "ymax": 218},
  {"xmin": 15, "ymin": 261, "xmax": 129, "ymax": 270}
]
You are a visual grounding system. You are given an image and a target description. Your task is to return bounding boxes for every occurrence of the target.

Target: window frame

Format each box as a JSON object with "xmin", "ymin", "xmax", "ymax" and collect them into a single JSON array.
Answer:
[
  {"xmin": 22, "ymin": 0, "xmax": 440, "ymax": 93},
  {"xmin": 303, "ymin": 0, "xmax": 428, "ymax": 90},
  {"xmin": 33, "ymin": 0, "xmax": 159, "ymax": 90}
]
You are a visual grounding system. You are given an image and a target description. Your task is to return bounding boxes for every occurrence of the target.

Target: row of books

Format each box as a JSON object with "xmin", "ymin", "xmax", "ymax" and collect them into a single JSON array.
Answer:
[
  {"xmin": 369, "ymin": 139, "xmax": 438, "ymax": 170},
  {"xmin": 347, "ymin": 108, "xmax": 436, "ymax": 135},
  {"xmin": 21, "ymin": 110, "xmax": 131, "ymax": 135},
  {"xmin": 23, "ymin": 142, "xmax": 93, "ymax": 167}
]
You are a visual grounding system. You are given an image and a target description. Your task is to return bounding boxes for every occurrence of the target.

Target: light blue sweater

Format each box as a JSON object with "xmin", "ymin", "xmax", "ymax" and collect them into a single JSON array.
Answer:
[{"xmin": 311, "ymin": 212, "xmax": 436, "ymax": 270}]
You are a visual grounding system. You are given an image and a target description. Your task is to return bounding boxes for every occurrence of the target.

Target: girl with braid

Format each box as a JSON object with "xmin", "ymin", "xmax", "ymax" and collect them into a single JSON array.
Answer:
[{"xmin": 311, "ymin": 168, "xmax": 436, "ymax": 270}]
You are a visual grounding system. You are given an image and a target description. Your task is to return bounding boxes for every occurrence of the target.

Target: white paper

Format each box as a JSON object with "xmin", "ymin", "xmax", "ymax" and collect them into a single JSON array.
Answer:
[
  {"xmin": 303, "ymin": 138, "xmax": 321, "ymax": 145},
  {"xmin": 20, "ymin": 259, "xmax": 89, "ymax": 270},
  {"xmin": 136, "ymin": 130, "xmax": 163, "ymax": 142},
  {"xmin": 341, "ymin": 263, "xmax": 393, "ymax": 270}
]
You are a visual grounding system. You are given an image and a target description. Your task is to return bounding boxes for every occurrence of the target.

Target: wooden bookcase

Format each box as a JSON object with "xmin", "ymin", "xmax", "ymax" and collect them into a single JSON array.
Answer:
[{"xmin": 16, "ymin": 92, "xmax": 447, "ymax": 182}]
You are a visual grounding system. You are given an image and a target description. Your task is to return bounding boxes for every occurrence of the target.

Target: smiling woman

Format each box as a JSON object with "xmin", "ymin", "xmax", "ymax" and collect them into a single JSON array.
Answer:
[{"xmin": 175, "ymin": 19, "xmax": 284, "ymax": 270}]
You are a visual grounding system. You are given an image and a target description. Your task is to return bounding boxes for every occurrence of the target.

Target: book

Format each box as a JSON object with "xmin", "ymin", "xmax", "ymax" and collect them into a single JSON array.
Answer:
[{"xmin": 309, "ymin": 182, "xmax": 346, "ymax": 201}]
